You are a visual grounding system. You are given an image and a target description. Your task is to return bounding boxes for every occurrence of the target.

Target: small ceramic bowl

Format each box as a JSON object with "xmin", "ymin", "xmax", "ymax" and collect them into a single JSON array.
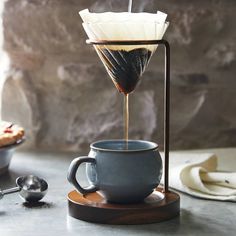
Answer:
[{"xmin": 0, "ymin": 139, "xmax": 25, "ymax": 175}]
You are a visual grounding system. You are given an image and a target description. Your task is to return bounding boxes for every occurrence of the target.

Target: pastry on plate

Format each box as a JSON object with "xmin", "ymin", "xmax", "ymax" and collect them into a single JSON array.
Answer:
[{"xmin": 0, "ymin": 121, "xmax": 25, "ymax": 148}]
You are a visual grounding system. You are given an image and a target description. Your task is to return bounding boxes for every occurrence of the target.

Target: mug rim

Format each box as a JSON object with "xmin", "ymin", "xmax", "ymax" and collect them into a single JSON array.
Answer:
[{"xmin": 90, "ymin": 139, "xmax": 158, "ymax": 152}]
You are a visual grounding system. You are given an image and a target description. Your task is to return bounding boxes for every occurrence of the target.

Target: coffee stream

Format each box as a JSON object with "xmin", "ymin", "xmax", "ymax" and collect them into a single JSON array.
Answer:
[
  {"xmin": 124, "ymin": 94, "xmax": 129, "ymax": 148},
  {"xmin": 96, "ymin": 47, "xmax": 152, "ymax": 148}
]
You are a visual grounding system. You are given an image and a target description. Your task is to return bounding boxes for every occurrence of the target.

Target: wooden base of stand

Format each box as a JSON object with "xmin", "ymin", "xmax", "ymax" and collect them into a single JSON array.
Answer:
[{"xmin": 68, "ymin": 188, "xmax": 180, "ymax": 225}]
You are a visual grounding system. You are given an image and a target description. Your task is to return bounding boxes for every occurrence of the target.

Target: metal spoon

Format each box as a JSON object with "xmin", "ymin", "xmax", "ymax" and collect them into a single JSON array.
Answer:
[{"xmin": 0, "ymin": 175, "xmax": 48, "ymax": 202}]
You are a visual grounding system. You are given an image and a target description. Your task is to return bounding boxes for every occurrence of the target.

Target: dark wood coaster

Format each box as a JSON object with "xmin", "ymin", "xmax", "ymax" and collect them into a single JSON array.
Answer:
[{"xmin": 68, "ymin": 188, "xmax": 180, "ymax": 224}]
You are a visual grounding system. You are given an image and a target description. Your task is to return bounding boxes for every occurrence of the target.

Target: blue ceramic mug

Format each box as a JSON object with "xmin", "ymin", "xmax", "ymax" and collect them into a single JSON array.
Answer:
[{"xmin": 67, "ymin": 140, "xmax": 162, "ymax": 203}]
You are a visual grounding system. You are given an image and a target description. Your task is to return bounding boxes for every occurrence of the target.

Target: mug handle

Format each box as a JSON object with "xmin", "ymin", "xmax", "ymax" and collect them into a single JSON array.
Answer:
[{"xmin": 67, "ymin": 156, "xmax": 98, "ymax": 195}]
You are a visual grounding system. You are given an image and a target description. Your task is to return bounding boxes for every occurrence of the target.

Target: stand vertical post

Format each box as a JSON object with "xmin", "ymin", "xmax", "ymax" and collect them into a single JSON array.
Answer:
[{"xmin": 162, "ymin": 40, "xmax": 170, "ymax": 193}]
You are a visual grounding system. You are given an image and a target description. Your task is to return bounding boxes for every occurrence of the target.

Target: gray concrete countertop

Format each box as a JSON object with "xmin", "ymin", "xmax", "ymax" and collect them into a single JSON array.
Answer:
[{"xmin": 0, "ymin": 149, "xmax": 236, "ymax": 236}]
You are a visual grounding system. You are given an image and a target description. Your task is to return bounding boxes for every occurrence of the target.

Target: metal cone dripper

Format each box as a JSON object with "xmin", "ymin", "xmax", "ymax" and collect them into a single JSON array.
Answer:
[{"xmin": 80, "ymin": 9, "xmax": 169, "ymax": 94}]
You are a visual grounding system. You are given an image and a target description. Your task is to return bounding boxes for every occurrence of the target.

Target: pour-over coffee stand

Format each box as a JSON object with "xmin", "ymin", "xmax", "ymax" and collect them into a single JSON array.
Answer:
[{"xmin": 68, "ymin": 40, "xmax": 180, "ymax": 224}]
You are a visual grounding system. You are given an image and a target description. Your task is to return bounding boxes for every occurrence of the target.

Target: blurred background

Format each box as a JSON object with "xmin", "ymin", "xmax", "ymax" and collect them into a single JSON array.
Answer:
[{"xmin": 0, "ymin": 0, "xmax": 235, "ymax": 151}]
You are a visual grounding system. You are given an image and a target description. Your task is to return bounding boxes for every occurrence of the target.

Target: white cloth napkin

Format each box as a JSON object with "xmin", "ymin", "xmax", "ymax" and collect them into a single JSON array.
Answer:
[{"xmin": 161, "ymin": 151, "xmax": 236, "ymax": 201}]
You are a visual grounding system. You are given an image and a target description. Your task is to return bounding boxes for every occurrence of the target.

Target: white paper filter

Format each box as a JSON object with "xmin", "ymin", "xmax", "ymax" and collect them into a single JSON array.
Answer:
[{"xmin": 79, "ymin": 9, "xmax": 169, "ymax": 51}]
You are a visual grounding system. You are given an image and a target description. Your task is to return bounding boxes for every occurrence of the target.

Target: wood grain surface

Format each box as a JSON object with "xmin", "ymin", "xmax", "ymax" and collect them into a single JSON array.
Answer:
[{"xmin": 68, "ymin": 188, "xmax": 180, "ymax": 224}]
